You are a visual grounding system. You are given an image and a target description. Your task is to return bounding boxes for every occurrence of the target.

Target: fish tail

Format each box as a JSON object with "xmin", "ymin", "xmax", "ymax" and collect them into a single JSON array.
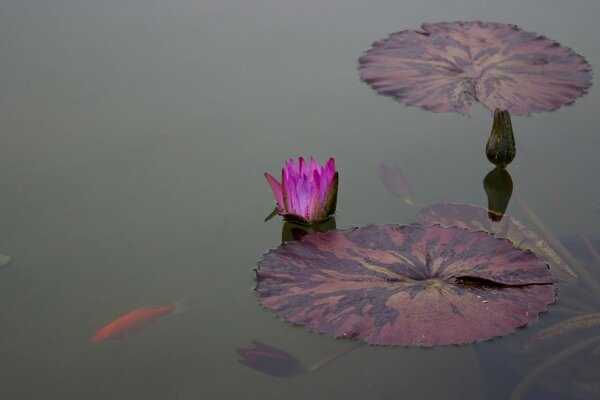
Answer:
[{"xmin": 172, "ymin": 298, "xmax": 189, "ymax": 314}]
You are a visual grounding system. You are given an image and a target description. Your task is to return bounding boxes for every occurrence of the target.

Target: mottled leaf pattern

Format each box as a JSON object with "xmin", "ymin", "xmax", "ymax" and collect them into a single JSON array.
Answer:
[
  {"xmin": 359, "ymin": 21, "xmax": 592, "ymax": 116},
  {"xmin": 257, "ymin": 224, "xmax": 555, "ymax": 347},
  {"xmin": 418, "ymin": 203, "xmax": 577, "ymax": 284}
]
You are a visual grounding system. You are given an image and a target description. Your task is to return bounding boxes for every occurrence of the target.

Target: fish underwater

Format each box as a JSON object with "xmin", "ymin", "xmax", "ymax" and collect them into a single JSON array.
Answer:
[{"xmin": 93, "ymin": 302, "xmax": 184, "ymax": 341}]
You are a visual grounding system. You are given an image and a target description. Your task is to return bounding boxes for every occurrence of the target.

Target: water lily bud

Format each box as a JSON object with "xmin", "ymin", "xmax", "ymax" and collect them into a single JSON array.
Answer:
[
  {"xmin": 265, "ymin": 157, "xmax": 338, "ymax": 225},
  {"xmin": 486, "ymin": 109, "xmax": 516, "ymax": 168}
]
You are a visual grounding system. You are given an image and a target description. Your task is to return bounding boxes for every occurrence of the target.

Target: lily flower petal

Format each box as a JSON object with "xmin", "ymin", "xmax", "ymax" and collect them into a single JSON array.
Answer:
[
  {"xmin": 264, "ymin": 172, "xmax": 284, "ymax": 213},
  {"xmin": 264, "ymin": 157, "xmax": 338, "ymax": 224}
]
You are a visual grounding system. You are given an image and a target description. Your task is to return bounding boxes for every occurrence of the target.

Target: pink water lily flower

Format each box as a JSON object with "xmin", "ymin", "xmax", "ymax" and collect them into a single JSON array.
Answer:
[{"xmin": 265, "ymin": 157, "xmax": 338, "ymax": 225}]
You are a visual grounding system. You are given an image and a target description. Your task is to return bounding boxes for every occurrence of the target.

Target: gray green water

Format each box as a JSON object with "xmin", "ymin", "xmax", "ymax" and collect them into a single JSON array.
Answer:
[{"xmin": 1, "ymin": 1, "xmax": 599, "ymax": 399}]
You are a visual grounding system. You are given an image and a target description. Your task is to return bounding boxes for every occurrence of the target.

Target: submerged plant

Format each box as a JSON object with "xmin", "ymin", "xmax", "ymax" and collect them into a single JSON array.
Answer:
[
  {"xmin": 375, "ymin": 162, "xmax": 427, "ymax": 207},
  {"xmin": 265, "ymin": 157, "xmax": 338, "ymax": 225},
  {"xmin": 236, "ymin": 340, "xmax": 364, "ymax": 378},
  {"xmin": 236, "ymin": 341, "xmax": 304, "ymax": 378},
  {"xmin": 522, "ymin": 313, "xmax": 600, "ymax": 352}
]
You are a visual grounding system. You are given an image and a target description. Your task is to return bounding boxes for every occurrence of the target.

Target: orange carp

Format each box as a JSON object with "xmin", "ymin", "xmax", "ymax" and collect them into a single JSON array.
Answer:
[{"xmin": 93, "ymin": 303, "xmax": 180, "ymax": 341}]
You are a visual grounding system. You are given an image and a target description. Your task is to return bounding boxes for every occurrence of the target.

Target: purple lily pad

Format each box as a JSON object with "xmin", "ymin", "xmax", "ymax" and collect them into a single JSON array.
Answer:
[
  {"xmin": 359, "ymin": 21, "xmax": 592, "ymax": 116},
  {"xmin": 257, "ymin": 224, "xmax": 555, "ymax": 347},
  {"xmin": 418, "ymin": 203, "xmax": 577, "ymax": 284}
]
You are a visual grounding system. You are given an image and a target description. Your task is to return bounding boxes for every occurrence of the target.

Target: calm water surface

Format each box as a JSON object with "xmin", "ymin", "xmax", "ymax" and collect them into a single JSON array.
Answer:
[{"xmin": 1, "ymin": 1, "xmax": 599, "ymax": 399}]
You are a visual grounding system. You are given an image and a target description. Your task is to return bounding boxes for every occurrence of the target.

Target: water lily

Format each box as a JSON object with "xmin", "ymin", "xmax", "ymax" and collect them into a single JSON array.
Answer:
[
  {"xmin": 236, "ymin": 341, "xmax": 304, "ymax": 378},
  {"xmin": 264, "ymin": 157, "xmax": 338, "ymax": 225}
]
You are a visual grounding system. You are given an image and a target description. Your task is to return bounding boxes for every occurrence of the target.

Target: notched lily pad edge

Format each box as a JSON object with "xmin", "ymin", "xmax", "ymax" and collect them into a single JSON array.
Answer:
[
  {"xmin": 252, "ymin": 223, "xmax": 557, "ymax": 347},
  {"xmin": 251, "ymin": 290, "xmax": 555, "ymax": 348},
  {"xmin": 357, "ymin": 20, "xmax": 594, "ymax": 117},
  {"xmin": 418, "ymin": 206, "xmax": 574, "ymax": 285}
]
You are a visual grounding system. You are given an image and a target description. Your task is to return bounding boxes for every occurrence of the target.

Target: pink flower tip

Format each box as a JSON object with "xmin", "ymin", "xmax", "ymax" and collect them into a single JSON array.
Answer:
[{"xmin": 264, "ymin": 156, "xmax": 338, "ymax": 224}]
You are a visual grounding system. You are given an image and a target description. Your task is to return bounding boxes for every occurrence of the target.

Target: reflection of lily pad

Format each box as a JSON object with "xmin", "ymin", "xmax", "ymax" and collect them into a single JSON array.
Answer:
[
  {"xmin": 257, "ymin": 224, "xmax": 555, "ymax": 347},
  {"xmin": 359, "ymin": 21, "xmax": 592, "ymax": 116},
  {"xmin": 0, "ymin": 254, "xmax": 10, "ymax": 267},
  {"xmin": 418, "ymin": 203, "xmax": 577, "ymax": 284}
]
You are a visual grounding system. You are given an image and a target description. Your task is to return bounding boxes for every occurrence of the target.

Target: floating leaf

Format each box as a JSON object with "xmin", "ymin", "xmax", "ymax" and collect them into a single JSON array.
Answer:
[
  {"xmin": 359, "ymin": 21, "xmax": 592, "ymax": 116},
  {"xmin": 257, "ymin": 224, "xmax": 555, "ymax": 347},
  {"xmin": 523, "ymin": 313, "xmax": 600, "ymax": 352},
  {"xmin": 418, "ymin": 203, "xmax": 577, "ymax": 284}
]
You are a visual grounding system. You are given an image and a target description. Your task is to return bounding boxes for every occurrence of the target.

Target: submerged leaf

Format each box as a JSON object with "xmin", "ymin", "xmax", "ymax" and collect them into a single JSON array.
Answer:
[
  {"xmin": 523, "ymin": 313, "xmax": 600, "ymax": 352},
  {"xmin": 375, "ymin": 162, "xmax": 412, "ymax": 200},
  {"xmin": 418, "ymin": 203, "xmax": 577, "ymax": 284},
  {"xmin": 257, "ymin": 224, "xmax": 555, "ymax": 347},
  {"xmin": 236, "ymin": 341, "xmax": 304, "ymax": 378},
  {"xmin": 359, "ymin": 21, "xmax": 592, "ymax": 116}
]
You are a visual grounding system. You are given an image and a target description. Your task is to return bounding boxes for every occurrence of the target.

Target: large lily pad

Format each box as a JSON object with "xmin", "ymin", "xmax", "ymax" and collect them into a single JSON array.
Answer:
[
  {"xmin": 418, "ymin": 203, "xmax": 577, "ymax": 284},
  {"xmin": 359, "ymin": 21, "xmax": 592, "ymax": 116},
  {"xmin": 257, "ymin": 224, "xmax": 555, "ymax": 347}
]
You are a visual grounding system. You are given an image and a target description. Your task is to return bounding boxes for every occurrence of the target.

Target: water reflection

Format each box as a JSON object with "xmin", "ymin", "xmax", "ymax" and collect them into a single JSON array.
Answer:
[
  {"xmin": 483, "ymin": 167, "xmax": 513, "ymax": 221},
  {"xmin": 281, "ymin": 218, "xmax": 336, "ymax": 243}
]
